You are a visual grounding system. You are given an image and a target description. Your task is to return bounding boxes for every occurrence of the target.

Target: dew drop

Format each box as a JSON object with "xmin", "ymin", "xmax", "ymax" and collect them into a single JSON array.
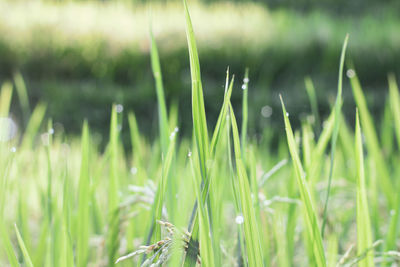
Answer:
[
  {"xmin": 115, "ymin": 104, "xmax": 124, "ymax": 113},
  {"xmin": 10, "ymin": 147, "xmax": 16, "ymax": 153},
  {"xmin": 286, "ymin": 112, "xmax": 289, "ymax": 117},
  {"xmin": 346, "ymin": 69, "xmax": 355, "ymax": 78},
  {"xmin": 243, "ymin": 77, "xmax": 249, "ymax": 83},
  {"xmin": 241, "ymin": 84, "xmax": 246, "ymax": 90},
  {"xmin": 188, "ymin": 151, "xmax": 192, "ymax": 157},
  {"xmin": 48, "ymin": 128, "xmax": 54, "ymax": 135},
  {"xmin": 261, "ymin": 105, "xmax": 273, "ymax": 118},
  {"xmin": 235, "ymin": 215, "xmax": 244, "ymax": 225},
  {"xmin": 130, "ymin": 167, "xmax": 138, "ymax": 175}
]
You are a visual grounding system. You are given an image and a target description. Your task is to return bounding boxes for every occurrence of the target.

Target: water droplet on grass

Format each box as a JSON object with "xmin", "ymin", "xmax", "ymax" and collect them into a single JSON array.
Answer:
[
  {"xmin": 346, "ymin": 69, "xmax": 355, "ymax": 78},
  {"xmin": 241, "ymin": 84, "xmax": 246, "ymax": 90},
  {"xmin": 10, "ymin": 147, "xmax": 16, "ymax": 153},
  {"xmin": 243, "ymin": 77, "xmax": 249, "ymax": 83},
  {"xmin": 235, "ymin": 215, "xmax": 244, "ymax": 224},
  {"xmin": 115, "ymin": 104, "xmax": 124, "ymax": 113},
  {"xmin": 130, "ymin": 167, "xmax": 138, "ymax": 175}
]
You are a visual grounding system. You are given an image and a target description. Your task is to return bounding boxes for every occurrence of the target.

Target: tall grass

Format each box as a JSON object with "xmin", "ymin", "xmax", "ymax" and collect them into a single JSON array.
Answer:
[{"xmin": 1, "ymin": 1, "xmax": 400, "ymax": 267}]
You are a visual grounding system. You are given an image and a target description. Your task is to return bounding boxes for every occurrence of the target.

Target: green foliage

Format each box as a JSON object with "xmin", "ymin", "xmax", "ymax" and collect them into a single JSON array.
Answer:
[
  {"xmin": 2, "ymin": 2, "xmax": 400, "ymax": 267},
  {"xmin": 354, "ymin": 110, "xmax": 374, "ymax": 267}
]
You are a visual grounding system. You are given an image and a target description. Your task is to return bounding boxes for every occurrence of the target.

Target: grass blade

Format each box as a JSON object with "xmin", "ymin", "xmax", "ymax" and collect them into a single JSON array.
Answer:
[
  {"xmin": 304, "ymin": 76, "xmax": 321, "ymax": 135},
  {"xmin": 280, "ymin": 95, "xmax": 326, "ymax": 267},
  {"xmin": 355, "ymin": 110, "xmax": 374, "ymax": 267},
  {"xmin": 21, "ymin": 103, "xmax": 47, "ymax": 149},
  {"xmin": 241, "ymin": 68, "xmax": 249, "ymax": 157},
  {"xmin": 349, "ymin": 68, "xmax": 394, "ymax": 208},
  {"xmin": 321, "ymin": 34, "xmax": 349, "ymax": 237},
  {"xmin": 230, "ymin": 102, "xmax": 264, "ymax": 267},
  {"xmin": 385, "ymin": 74, "xmax": 400, "ymax": 255},
  {"xmin": 150, "ymin": 26, "xmax": 169, "ymax": 155},
  {"xmin": 76, "ymin": 121, "xmax": 90, "ymax": 267},
  {"xmin": 13, "ymin": 71, "xmax": 31, "ymax": 125},
  {"xmin": 14, "ymin": 223, "xmax": 34, "ymax": 267}
]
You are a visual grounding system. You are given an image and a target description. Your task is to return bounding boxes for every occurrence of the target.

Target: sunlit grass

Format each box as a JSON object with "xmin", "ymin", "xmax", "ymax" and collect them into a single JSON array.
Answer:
[{"xmin": 1, "ymin": 1, "xmax": 400, "ymax": 267}]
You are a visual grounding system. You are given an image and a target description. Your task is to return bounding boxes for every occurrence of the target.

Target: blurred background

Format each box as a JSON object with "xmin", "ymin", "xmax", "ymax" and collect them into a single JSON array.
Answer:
[{"xmin": 1, "ymin": 0, "xmax": 399, "ymax": 143}]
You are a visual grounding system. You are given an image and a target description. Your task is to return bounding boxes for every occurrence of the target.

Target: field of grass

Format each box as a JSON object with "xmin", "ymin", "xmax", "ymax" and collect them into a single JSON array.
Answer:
[{"xmin": 1, "ymin": 1, "xmax": 400, "ymax": 266}]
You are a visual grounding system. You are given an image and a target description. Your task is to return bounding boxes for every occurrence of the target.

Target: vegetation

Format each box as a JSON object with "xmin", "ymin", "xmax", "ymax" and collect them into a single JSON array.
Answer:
[
  {"xmin": 1, "ymin": 1, "xmax": 400, "ymax": 136},
  {"xmin": 1, "ymin": 1, "xmax": 400, "ymax": 266}
]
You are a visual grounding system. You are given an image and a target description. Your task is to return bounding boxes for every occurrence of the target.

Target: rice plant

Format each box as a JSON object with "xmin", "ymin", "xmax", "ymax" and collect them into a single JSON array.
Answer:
[{"xmin": 1, "ymin": 1, "xmax": 400, "ymax": 266}]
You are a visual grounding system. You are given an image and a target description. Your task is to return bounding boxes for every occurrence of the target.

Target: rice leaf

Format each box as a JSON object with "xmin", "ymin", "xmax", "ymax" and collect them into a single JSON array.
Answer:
[
  {"xmin": 280, "ymin": 95, "xmax": 326, "ymax": 267},
  {"xmin": 0, "ymin": 81, "xmax": 13, "ymax": 117},
  {"xmin": 107, "ymin": 105, "xmax": 121, "ymax": 266},
  {"xmin": 0, "ymin": 222, "xmax": 18, "ymax": 267},
  {"xmin": 355, "ymin": 110, "xmax": 374, "ymax": 267},
  {"xmin": 385, "ymin": 74, "xmax": 400, "ymax": 254},
  {"xmin": 189, "ymin": 153, "xmax": 215, "ymax": 267},
  {"xmin": 76, "ymin": 121, "xmax": 90, "ymax": 267},
  {"xmin": 13, "ymin": 71, "xmax": 30, "ymax": 125},
  {"xmin": 241, "ymin": 68, "xmax": 249, "ymax": 157},
  {"xmin": 150, "ymin": 26, "xmax": 169, "ymax": 155},
  {"xmin": 21, "ymin": 103, "xmax": 47, "ymax": 149},
  {"xmin": 321, "ymin": 34, "xmax": 349, "ymax": 237},
  {"xmin": 349, "ymin": 68, "xmax": 394, "ymax": 208},
  {"xmin": 230, "ymin": 102, "xmax": 264, "ymax": 267},
  {"xmin": 14, "ymin": 223, "xmax": 34, "ymax": 267},
  {"xmin": 304, "ymin": 76, "xmax": 321, "ymax": 134}
]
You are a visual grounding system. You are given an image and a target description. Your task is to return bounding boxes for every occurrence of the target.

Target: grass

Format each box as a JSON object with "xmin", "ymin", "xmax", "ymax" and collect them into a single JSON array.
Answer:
[{"xmin": 1, "ymin": 1, "xmax": 400, "ymax": 267}]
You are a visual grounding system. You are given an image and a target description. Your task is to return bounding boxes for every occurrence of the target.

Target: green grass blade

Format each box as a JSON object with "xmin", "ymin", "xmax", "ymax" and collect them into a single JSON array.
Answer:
[
  {"xmin": 107, "ymin": 105, "xmax": 120, "ymax": 266},
  {"xmin": 355, "ymin": 110, "xmax": 374, "ymax": 267},
  {"xmin": 183, "ymin": 0, "xmax": 209, "ymax": 180},
  {"xmin": 0, "ymin": 81, "xmax": 13, "ymax": 117},
  {"xmin": 321, "ymin": 34, "xmax": 349, "ymax": 237},
  {"xmin": 76, "ymin": 121, "xmax": 90, "ymax": 267},
  {"xmin": 386, "ymin": 74, "xmax": 400, "ymax": 254},
  {"xmin": 189, "ymin": 154, "xmax": 215, "ymax": 267},
  {"xmin": 230, "ymin": 102, "xmax": 264, "ymax": 267},
  {"xmin": 13, "ymin": 71, "xmax": 30, "ymax": 125},
  {"xmin": 14, "ymin": 224, "xmax": 34, "ymax": 267},
  {"xmin": 150, "ymin": 27, "xmax": 169, "ymax": 155},
  {"xmin": 280, "ymin": 95, "xmax": 326, "ymax": 267},
  {"xmin": 21, "ymin": 103, "xmax": 47, "ymax": 149},
  {"xmin": 349, "ymin": 68, "xmax": 394, "ymax": 208},
  {"xmin": 304, "ymin": 76, "xmax": 321, "ymax": 134},
  {"xmin": 241, "ymin": 68, "xmax": 249, "ymax": 158},
  {"xmin": 182, "ymin": 0, "xmax": 210, "ymax": 265},
  {"xmin": 0, "ymin": 222, "xmax": 18, "ymax": 267},
  {"xmin": 153, "ymin": 133, "xmax": 176, "ymax": 242}
]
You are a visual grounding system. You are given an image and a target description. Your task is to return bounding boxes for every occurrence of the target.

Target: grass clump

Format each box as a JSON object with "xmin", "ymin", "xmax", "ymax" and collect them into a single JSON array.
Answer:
[{"xmin": 1, "ymin": 1, "xmax": 400, "ymax": 267}]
